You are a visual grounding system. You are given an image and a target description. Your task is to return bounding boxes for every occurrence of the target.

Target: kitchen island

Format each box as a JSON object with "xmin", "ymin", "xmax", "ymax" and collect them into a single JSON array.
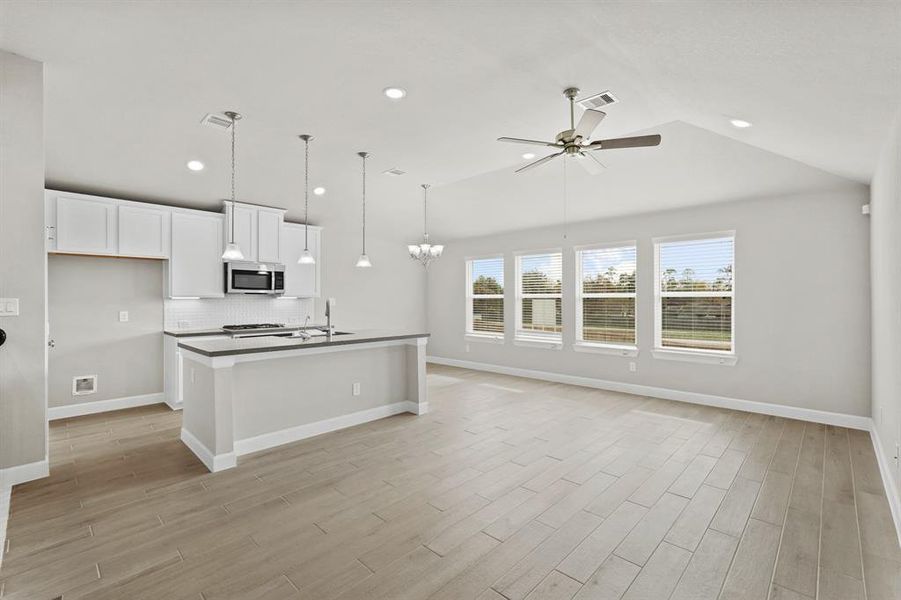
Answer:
[{"xmin": 177, "ymin": 330, "xmax": 429, "ymax": 471}]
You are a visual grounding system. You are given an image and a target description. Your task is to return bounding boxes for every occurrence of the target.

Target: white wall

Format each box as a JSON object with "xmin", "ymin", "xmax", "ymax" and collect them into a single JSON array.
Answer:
[
  {"xmin": 48, "ymin": 255, "xmax": 164, "ymax": 409},
  {"xmin": 428, "ymin": 189, "xmax": 870, "ymax": 418},
  {"xmin": 0, "ymin": 51, "xmax": 47, "ymax": 481},
  {"xmin": 870, "ymin": 108, "xmax": 901, "ymax": 512}
]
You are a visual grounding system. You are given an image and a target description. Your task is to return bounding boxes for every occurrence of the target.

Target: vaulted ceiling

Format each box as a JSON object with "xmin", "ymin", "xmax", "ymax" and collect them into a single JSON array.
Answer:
[{"xmin": 2, "ymin": 1, "xmax": 898, "ymax": 240}]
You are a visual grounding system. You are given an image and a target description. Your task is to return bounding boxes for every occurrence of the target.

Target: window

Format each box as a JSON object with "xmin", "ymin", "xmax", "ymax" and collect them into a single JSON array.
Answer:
[
  {"xmin": 576, "ymin": 243, "xmax": 637, "ymax": 351},
  {"xmin": 516, "ymin": 251, "xmax": 562, "ymax": 345},
  {"xmin": 655, "ymin": 234, "xmax": 735, "ymax": 358},
  {"xmin": 466, "ymin": 256, "xmax": 504, "ymax": 339}
]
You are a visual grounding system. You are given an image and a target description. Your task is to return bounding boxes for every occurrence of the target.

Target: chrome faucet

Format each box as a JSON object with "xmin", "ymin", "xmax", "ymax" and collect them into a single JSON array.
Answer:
[
  {"xmin": 296, "ymin": 315, "xmax": 312, "ymax": 340},
  {"xmin": 325, "ymin": 298, "xmax": 334, "ymax": 338}
]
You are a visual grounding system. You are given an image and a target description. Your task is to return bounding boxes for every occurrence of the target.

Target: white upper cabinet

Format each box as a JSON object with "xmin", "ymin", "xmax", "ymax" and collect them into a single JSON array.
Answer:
[
  {"xmin": 223, "ymin": 202, "xmax": 284, "ymax": 264},
  {"xmin": 54, "ymin": 194, "xmax": 117, "ymax": 254},
  {"xmin": 280, "ymin": 222, "xmax": 321, "ymax": 298},
  {"xmin": 169, "ymin": 211, "xmax": 225, "ymax": 298},
  {"xmin": 257, "ymin": 209, "xmax": 283, "ymax": 263},
  {"xmin": 118, "ymin": 205, "xmax": 171, "ymax": 258}
]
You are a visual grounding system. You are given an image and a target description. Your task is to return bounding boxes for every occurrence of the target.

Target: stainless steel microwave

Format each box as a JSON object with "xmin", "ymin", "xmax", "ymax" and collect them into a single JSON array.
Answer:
[{"xmin": 225, "ymin": 262, "xmax": 285, "ymax": 295}]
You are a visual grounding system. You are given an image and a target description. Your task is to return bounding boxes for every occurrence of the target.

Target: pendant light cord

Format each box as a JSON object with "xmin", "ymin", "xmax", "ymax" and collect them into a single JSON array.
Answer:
[
  {"xmin": 304, "ymin": 137, "xmax": 310, "ymax": 251},
  {"xmin": 423, "ymin": 184, "xmax": 429, "ymax": 241},
  {"xmin": 230, "ymin": 114, "xmax": 237, "ymax": 245},
  {"xmin": 361, "ymin": 154, "xmax": 367, "ymax": 255}
]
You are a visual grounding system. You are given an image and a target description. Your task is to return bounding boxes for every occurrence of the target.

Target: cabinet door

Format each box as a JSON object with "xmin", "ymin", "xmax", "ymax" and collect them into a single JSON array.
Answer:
[
  {"xmin": 227, "ymin": 205, "xmax": 257, "ymax": 262},
  {"xmin": 257, "ymin": 209, "xmax": 283, "ymax": 263},
  {"xmin": 170, "ymin": 212, "xmax": 224, "ymax": 298},
  {"xmin": 55, "ymin": 195, "xmax": 117, "ymax": 254},
  {"xmin": 280, "ymin": 224, "xmax": 319, "ymax": 297},
  {"xmin": 118, "ymin": 205, "xmax": 171, "ymax": 257}
]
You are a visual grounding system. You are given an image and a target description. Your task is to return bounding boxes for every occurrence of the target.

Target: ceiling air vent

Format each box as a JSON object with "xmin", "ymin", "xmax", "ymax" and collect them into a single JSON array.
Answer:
[
  {"xmin": 383, "ymin": 168, "xmax": 406, "ymax": 177},
  {"xmin": 577, "ymin": 90, "xmax": 619, "ymax": 111},
  {"xmin": 201, "ymin": 113, "xmax": 235, "ymax": 130}
]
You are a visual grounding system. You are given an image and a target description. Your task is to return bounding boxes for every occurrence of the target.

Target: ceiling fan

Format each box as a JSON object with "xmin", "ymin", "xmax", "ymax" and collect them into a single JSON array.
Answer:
[{"xmin": 498, "ymin": 87, "xmax": 661, "ymax": 174}]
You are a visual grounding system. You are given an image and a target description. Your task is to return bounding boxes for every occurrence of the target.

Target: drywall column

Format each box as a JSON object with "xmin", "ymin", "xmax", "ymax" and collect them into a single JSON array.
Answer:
[
  {"xmin": 870, "ymin": 106, "xmax": 901, "ymax": 536},
  {"xmin": 0, "ymin": 51, "xmax": 48, "ymax": 487}
]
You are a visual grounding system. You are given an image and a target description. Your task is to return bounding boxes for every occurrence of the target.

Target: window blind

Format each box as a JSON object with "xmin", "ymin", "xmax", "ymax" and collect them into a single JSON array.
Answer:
[
  {"xmin": 468, "ymin": 257, "xmax": 504, "ymax": 335},
  {"xmin": 578, "ymin": 245, "xmax": 636, "ymax": 345},
  {"xmin": 657, "ymin": 236, "xmax": 734, "ymax": 352},
  {"xmin": 517, "ymin": 252, "xmax": 562, "ymax": 339}
]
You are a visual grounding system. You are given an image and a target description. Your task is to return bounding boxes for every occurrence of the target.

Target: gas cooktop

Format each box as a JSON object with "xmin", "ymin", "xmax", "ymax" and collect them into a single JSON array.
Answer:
[{"xmin": 221, "ymin": 323, "xmax": 286, "ymax": 331}]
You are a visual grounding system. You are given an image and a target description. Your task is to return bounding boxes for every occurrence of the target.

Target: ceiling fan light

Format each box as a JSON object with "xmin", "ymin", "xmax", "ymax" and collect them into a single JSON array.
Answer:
[
  {"xmin": 408, "ymin": 245, "xmax": 422, "ymax": 258},
  {"xmin": 430, "ymin": 245, "xmax": 444, "ymax": 257},
  {"xmin": 356, "ymin": 254, "xmax": 372, "ymax": 268},
  {"xmin": 222, "ymin": 242, "xmax": 244, "ymax": 261},
  {"xmin": 298, "ymin": 249, "xmax": 316, "ymax": 265}
]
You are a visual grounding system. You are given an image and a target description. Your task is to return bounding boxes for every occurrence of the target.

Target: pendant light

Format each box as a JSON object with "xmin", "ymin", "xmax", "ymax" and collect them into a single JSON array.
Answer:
[
  {"xmin": 221, "ymin": 110, "xmax": 245, "ymax": 261},
  {"xmin": 297, "ymin": 134, "xmax": 316, "ymax": 265},
  {"xmin": 407, "ymin": 183, "xmax": 444, "ymax": 267},
  {"xmin": 355, "ymin": 151, "xmax": 372, "ymax": 268}
]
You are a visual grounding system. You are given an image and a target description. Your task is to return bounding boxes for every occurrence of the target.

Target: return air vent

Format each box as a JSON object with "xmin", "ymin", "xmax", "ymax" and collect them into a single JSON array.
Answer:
[
  {"xmin": 201, "ymin": 113, "xmax": 234, "ymax": 130},
  {"xmin": 383, "ymin": 168, "xmax": 406, "ymax": 177},
  {"xmin": 72, "ymin": 374, "xmax": 97, "ymax": 396},
  {"xmin": 577, "ymin": 90, "xmax": 619, "ymax": 111}
]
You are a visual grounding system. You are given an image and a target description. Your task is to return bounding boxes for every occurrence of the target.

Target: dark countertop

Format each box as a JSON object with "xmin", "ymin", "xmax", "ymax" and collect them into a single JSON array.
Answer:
[
  {"xmin": 164, "ymin": 325, "xmax": 328, "ymax": 338},
  {"xmin": 177, "ymin": 329, "xmax": 430, "ymax": 358}
]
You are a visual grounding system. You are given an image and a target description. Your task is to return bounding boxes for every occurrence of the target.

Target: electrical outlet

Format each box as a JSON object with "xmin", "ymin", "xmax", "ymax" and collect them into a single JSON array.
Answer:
[
  {"xmin": 352, "ymin": 382, "xmax": 361, "ymax": 396},
  {"xmin": 629, "ymin": 361, "xmax": 636, "ymax": 373},
  {"xmin": 119, "ymin": 311, "xmax": 129, "ymax": 322}
]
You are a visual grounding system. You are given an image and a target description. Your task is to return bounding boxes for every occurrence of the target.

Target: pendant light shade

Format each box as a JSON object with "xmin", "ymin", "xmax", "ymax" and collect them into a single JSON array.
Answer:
[
  {"xmin": 297, "ymin": 134, "xmax": 316, "ymax": 265},
  {"xmin": 221, "ymin": 111, "xmax": 245, "ymax": 261},
  {"xmin": 356, "ymin": 151, "xmax": 372, "ymax": 268}
]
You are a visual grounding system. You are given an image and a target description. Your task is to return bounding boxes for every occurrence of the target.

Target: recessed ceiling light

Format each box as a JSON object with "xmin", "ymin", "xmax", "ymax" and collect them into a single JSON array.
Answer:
[
  {"xmin": 383, "ymin": 87, "xmax": 407, "ymax": 100},
  {"xmin": 186, "ymin": 160, "xmax": 204, "ymax": 171},
  {"xmin": 313, "ymin": 187, "xmax": 326, "ymax": 196},
  {"xmin": 729, "ymin": 118, "xmax": 752, "ymax": 129},
  {"xmin": 522, "ymin": 152, "xmax": 536, "ymax": 160}
]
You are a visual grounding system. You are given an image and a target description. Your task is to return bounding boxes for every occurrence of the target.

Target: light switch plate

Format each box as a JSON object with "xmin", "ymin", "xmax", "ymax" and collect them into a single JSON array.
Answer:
[
  {"xmin": 119, "ymin": 311, "xmax": 129, "ymax": 322},
  {"xmin": 0, "ymin": 298, "xmax": 19, "ymax": 316},
  {"xmin": 352, "ymin": 382, "xmax": 360, "ymax": 396}
]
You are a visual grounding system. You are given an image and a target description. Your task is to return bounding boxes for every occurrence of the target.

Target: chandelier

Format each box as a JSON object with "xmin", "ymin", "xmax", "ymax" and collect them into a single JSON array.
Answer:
[{"xmin": 407, "ymin": 184, "xmax": 444, "ymax": 267}]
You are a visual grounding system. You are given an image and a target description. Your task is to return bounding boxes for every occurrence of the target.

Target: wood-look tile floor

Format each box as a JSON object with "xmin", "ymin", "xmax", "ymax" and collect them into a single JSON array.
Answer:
[{"xmin": 2, "ymin": 364, "xmax": 899, "ymax": 600}]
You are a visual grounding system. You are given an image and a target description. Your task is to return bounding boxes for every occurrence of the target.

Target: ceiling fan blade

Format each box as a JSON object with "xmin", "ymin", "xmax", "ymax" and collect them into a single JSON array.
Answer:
[
  {"xmin": 576, "ymin": 152, "xmax": 606, "ymax": 175},
  {"xmin": 574, "ymin": 109, "xmax": 606, "ymax": 140},
  {"xmin": 587, "ymin": 134, "xmax": 661, "ymax": 150},
  {"xmin": 515, "ymin": 151, "xmax": 564, "ymax": 173},
  {"xmin": 498, "ymin": 137, "xmax": 560, "ymax": 147}
]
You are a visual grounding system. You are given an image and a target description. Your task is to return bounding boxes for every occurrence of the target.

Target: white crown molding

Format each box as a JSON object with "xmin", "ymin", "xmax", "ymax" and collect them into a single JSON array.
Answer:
[{"xmin": 48, "ymin": 392, "xmax": 166, "ymax": 421}]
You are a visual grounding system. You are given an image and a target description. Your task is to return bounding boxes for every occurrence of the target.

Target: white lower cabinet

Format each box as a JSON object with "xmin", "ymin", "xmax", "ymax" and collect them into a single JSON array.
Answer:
[
  {"xmin": 169, "ymin": 212, "xmax": 225, "ymax": 298},
  {"xmin": 280, "ymin": 223, "xmax": 321, "ymax": 297},
  {"xmin": 164, "ymin": 334, "xmax": 229, "ymax": 408}
]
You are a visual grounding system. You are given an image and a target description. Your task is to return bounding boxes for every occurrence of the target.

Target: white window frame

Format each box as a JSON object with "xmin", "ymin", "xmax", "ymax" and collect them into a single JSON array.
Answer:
[
  {"xmin": 574, "ymin": 241, "xmax": 639, "ymax": 357},
  {"xmin": 514, "ymin": 249, "xmax": 563, "ymax": 349},
  {"xmin": 653, "ymin": 231, "xmax": 737, "ymax": 366},
  {"xmin": 465, "ymin": 255, "xmax": 505, "ymax": 343}
]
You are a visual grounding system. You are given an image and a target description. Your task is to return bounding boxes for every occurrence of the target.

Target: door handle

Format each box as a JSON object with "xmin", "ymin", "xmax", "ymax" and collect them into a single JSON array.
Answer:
[{"xmin": 47, "ymin": 338, "xmax": 55, "ymax": 349}]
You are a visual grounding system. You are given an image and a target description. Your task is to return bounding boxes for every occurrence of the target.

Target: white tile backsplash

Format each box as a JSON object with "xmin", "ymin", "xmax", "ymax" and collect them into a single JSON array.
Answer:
[{"xmin": 164, "ymin": 296, "xmax": 315, "ymax": 330}]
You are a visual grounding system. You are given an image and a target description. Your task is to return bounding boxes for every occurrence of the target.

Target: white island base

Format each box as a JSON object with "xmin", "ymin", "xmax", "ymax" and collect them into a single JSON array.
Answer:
[{"xmin": 178, "ymin": 334, "xmax": 429, "ymax": 472}]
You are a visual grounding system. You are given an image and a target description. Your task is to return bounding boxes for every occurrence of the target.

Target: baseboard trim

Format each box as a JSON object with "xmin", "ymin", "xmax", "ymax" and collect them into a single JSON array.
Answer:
[
  {"xmin": 179, "ymin": 428, "xmax": 236, "ymax": 472},
  {"xmin": 48, "ymin": 392, "xmax": 165, "ymax": 420},
  {"xmin": 426, "ymin": 356, "xmax": 871, "ymax": 431},
  {"xmin": 234, "ymin": 401, "xmax": 421, "ymax": 457},
  {"xmin": 0, "ymin": 458, "xmax": 50, "ymax": 489},
  {"xmin": 870, "ymin": 425, "xmax": 901, "ymax": 548},
  {"xmin": 0, "ymin": 485, "xmax": 10, "ymax": 573}
]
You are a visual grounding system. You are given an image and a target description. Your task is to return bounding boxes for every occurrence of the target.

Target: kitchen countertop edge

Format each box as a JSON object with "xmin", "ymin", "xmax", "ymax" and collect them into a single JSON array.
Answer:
[{"xmin": 178, "ymin": 331, "xmax": 430, "ymax": 358}]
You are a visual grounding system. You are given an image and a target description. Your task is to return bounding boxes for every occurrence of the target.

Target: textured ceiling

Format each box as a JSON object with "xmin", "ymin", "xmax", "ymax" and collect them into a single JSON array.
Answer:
[{"xmin": 1, "ymin": 1, "xmax": 898, "ymax": 240}]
